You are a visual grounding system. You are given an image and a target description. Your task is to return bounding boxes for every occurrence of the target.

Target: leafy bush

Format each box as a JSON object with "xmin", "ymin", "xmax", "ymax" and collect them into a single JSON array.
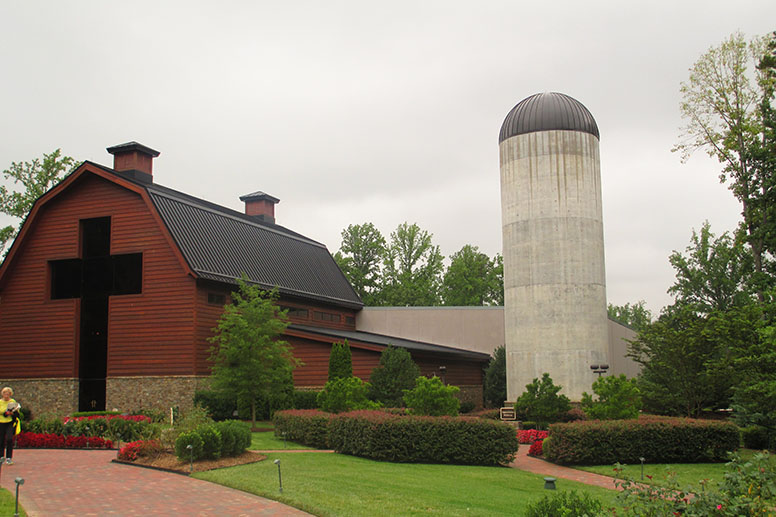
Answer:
[
  {"xmin": 196, "ymin": 425, "xmax": 222, "ymax": 460},
  {"xmin": 105, "ymin": 417, "xmax": 147, "ymax": 442},
  {"xmin": 459, "ymin": 401, "xmax": 475, "ymax": 414},
  {"xmin": 293, "ymin": 390, "xmax": 320, "ymax": 409},
  {"xmin": 514, "ymin": 373, "xmax": 571, "ymax": 425},
  {"xmin": 70, "ymin": 410, "xmax": 122, "ymax": 418},
  {"xmin": 368, "ymin": 345, "xmax": 420, "ymax": 407},
  {"xmin": 525, "ymin": 490, "xmax": 604, "ymax": 517},
  {"xmin": 194, "ymin": 390, "xmax": 237, "ymax": 421},
  {"xmin": 328, "ymin": 410, "xmax": 518, "ymax": 466},
  {"xmin": 741, "ymin": 425, "xmax": 770, "ymax": 450},
  {"xmin": 544, "ymin": 415, "xmax": 740, "ymax": 465},
  {"xmin": 328, "ymin": 340, "xmax": 353, "ymax": 381},
  {"xmin": 527, "ymin": 440, "xmax": 544, "ymax": 456},
  {"xmin": 117, "ymin": 439, "xmax": 163, "ymax": 461},
  {"xmin": 175, "ymin": 430, "xmax": 205, "ymax": 461},
  {"xmin": 273, "ymin": 410, "xmax": 334, "ymax": 449},
  {"xmin": 517, "ymin": 429, "xmax": 548, "ymax": 444},
  {"xmin": 581, "ymin": 374, "xmax": 642, "ymax": 420},
  {"xmin": 317, "ymin": 376, "xmax": 380, "ymax": 413},
  {"xmin": 561, "ymin": 408, "xmax": 587, "ymax": 422},
  {"xmin": 403, "ymin": 376, "xmax": 460, "ymax": 416},
  {"xmin": 215, "ymin": 420, "xmax": 251, "ymax": 456},
  {"xmin": 483, "ymin": 345, "xmax": 506, "ymax": 408}
]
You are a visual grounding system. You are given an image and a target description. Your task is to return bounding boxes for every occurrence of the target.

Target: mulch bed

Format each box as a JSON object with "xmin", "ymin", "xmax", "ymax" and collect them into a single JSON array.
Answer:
[{"xmin": 114, "ymin": 450, "xmax": 267, "ymax": 475}]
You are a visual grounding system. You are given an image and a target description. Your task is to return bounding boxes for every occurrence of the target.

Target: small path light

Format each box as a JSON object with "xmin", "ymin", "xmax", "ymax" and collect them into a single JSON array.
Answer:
[
  {"xmin": 186, "ymin": 444, "xmax": 194, "ymax": 474},
  {"xmin": 543, "ymin": 477, "xmax": 556, "ymax": 490},
  {"xmin": 85, "ymin": 426, "xmax": 90, "ymax": 449},
  {"xmin": 640, "ymin": 457, "xmax": 646, "ymax": 480},
  {"xmin": 14, "ymin": 477, "xmax": 24, "ymax": 517},
  {"xmin": 439, "ymin": 365, "xmax": 447, "ymax": 385},
  {"xmin": 274, "ymin": 459, "xmax": 283, "ymax": 493},
  {"xmin": 282, "ymin": 432, "xmax": 287, "ymax": 449}
]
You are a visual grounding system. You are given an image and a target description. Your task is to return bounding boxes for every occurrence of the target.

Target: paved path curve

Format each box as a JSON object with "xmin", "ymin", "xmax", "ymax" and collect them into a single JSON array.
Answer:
[
  {"xmin": 0, "ymin": 449, "xmax": 311, "ymax": 516},
  {"xmin": 510, "ymin": 445, "xmax": 621, "ymax": 490}
]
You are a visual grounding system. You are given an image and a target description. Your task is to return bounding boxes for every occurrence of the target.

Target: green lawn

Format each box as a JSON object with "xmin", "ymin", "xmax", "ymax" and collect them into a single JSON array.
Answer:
[
  {"xmin": 575, "ymin": 449, "xmax": 775, "ymax": 489},
  {"xmin": 250, "ymin": 431, "xmax": 313, "ymax": 450},
  {"xmin": 196, "ymin": 450, "xmax": 617, "ymax": 516},
  {"xmin": 0, "ymin": 487, "xmax": 25, "ymax": 517}
]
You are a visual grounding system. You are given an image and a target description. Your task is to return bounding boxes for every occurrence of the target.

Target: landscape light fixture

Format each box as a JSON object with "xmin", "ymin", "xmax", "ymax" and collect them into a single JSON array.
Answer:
[
  {"xmin": 274, "ymin": 459, "xmax": 283, "ymax": 493},
  {"xmin": 543, "ymin": 477, "xmax": 556, "ymax": 490},
  {"xmin": 439, "ymin": 365, "xmax": 447, "ymax": 384},
  {"xmin": 186, "ymin": 444, "xmax": 194, "ymax": 473},
  {"xmin": 590, "ymin": 364, "xmax": 609, "ymax": 377},
  {"xmin": 14, "ymin": 477, "xmax": 24, "ymax": 517},
  {"xmin": 640, "ymin": 457, "xmax": 646, "ymax": 480}
]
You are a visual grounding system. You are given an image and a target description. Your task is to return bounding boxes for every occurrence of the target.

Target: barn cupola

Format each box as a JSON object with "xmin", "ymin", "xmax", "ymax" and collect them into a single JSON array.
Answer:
[
  {"xmin": 106, "ymin": 141, "xmax": 160, "ymax": 184},
  {"xmin": 240, "ymin": 191, "xmax": 279, "ymax": 223}
]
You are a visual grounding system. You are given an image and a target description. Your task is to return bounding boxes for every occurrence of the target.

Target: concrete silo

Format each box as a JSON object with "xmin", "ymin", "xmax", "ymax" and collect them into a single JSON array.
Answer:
[{"xmin": 499, "ymin": 92, "xmax": 608, "ymax": 402}]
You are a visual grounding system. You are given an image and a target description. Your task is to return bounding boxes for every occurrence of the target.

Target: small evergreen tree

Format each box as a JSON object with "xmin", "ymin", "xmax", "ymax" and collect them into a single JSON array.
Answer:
[
  {"xmin": 403, "ymin": 376, "xmax": 460, "ymax": 416},
  {"xmin": 328, "ymin": 340, "xmax": 353, "ymax": 381},
  {"xmin": 368, "ymin": 345, "xmax": 420, "ymax": 407},
  {"xmin": 514, "ymin": 373, "xmax": 571, "ymax": 425},
  {"xmin": 483, "ymin": 346, "xmax": 507, "ymax": 408}
]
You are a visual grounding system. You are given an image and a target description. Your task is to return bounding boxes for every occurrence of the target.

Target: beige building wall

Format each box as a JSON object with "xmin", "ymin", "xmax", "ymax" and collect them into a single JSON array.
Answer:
[{"xmin": 357, "ymin": 307, "xmax": 640, "ymax": 386}]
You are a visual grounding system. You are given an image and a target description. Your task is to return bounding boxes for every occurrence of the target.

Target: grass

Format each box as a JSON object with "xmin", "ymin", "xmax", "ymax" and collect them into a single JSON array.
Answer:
[
  {"xmin": 575, "ymin": 449, "xmax": 775, "ymax": 489},
  {"xmin": 196, "ymin": 449, "xmax": 617, "ymax": 516},
  {"xmin": 250, "ymin": 431, "xmax": 313, "ymax": 450},
  {"xmin": 0, "ymin": 487, "xmax": 25, "ymax": 517}
]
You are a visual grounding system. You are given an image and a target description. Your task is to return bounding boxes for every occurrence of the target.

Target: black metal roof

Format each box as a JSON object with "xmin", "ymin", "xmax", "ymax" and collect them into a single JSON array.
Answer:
[
  {"xmin": 91, "ymin": 162, "xmax": 363, "ymax": 309},
  {"xmin": 499, "ymin": 92, "xmax": 599, "ymax": 142},
  {"xmin": 290, "ymin": 324, "xmax": 491, "ymax": 362}
]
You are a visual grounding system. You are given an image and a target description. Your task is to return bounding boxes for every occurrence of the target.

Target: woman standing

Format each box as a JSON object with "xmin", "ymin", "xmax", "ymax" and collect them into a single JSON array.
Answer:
[{"xmin": 0, "ymin": 387, "xmax": 20, "ymax": 465}]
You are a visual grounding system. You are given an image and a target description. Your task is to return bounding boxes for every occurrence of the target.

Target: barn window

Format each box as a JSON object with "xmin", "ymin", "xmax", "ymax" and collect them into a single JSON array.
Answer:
[
  {"xmin": 345, "ymin": 315, "xmax": 355, "ymax": 325},
  {"xmin": 313, "ymin": 311, "xmax": 339, "ymax": 323},
  {"xmin": 51, "ymin": 259, "xmax": 82, "ymax": 299},
  {"xmin": 208, "ymin": 293, "xmax": 226, "ymax": 306},
  {"xmin": 282, "ymin": 306, "xmax": 309, "ymax": 319}
]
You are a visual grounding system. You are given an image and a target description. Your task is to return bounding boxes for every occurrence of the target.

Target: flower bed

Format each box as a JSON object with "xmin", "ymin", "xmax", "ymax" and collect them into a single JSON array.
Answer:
[
  {"xmin": 528, "ymin": 440, "xmax": 544, "ymax": 457},
  {"xmin": 17, "ymin": 432, "xmax": 113, "ymax": 449},
  {"xmin": 517, "ymin": 429, "xmax": 548, "ymax": 444},
  {"xmin": 64, "ymin": 414, "xmax": 151, "ymax": 424}
]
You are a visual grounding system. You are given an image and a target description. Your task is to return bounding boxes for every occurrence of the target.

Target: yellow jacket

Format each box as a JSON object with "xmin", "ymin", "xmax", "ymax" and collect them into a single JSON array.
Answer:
[{"xmin": 0, "ymin": 399, "xmax": 15, "ymax": 424}]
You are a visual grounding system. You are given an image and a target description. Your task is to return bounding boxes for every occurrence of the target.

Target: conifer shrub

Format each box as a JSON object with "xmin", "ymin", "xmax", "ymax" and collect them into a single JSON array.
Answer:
[
  {"xmin": 327, "ymin": 340, "xmax": 353, "ymax": 381},
  {"xmin": 514, "ymin": 373, "xmax": 571, "ymax": 426},
  {"xmin": 328, "ymin": 410, "xmax": 519, "ymax": 465},
  {"xmin": 544, "ymin": 415, "xmax": 740, "ymax": 465},
  {"xmin": 217, "ymin": 420, "xmax": 251, "ymax": 455},
  {"xmin": 175, "ymin": 430, "xmax": 205, "ymax": 461},
  {"xmin": 273, "ymin": 410, "xmax": 334, "ymax": 449},
  {"xmin": 483, "ymin": 345, "xmax": 507, "ymax": 408},
  {"xmin": 368, "ymin": 345, "xmax": 420, "ymax": 407},
  {"xmin": 293, "ymin": 390, "xmax": 320, "ymax": 409},
  {"xmin": 196, "ymin": 425, "xmax": 223, "ymax": 460}
]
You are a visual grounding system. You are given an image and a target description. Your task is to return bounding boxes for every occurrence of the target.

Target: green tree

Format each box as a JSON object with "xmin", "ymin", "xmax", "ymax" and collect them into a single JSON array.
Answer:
[
  {"xmin": 581, "ymin": 374, "xmax": 642, "ymax": 420},
  {"xmin": 367, "ymin": 345, "xmax": 420, "ymax": 407},
  {"xmin": 403, "ymin": 376, "xmax": 460, "ymax": 416},
  {"xmin": 208, "ymin": 279, "xmax": 296, "ymax": 427},
  {"xmin": 317, "ymin": 376, "xmax": 380, "ymax": 413},
  {"xmin": 667, "ymin": 222, "xmax": 754, "ymax": 314},
  {"xmin": 489, "ymin": 254, "xmax": 504, "ymax": 306},
  {"xmin": 441, "ymin": 245, "xmax": 501, "ymax": 306},
  {"xmin": 675, "ymin": 32, "xmax": 776, "ymax": 298},
  {"xmin": 513, "ymin": 373, "xmax": 571, "ymax": 425},
  {"xmin": 607, "ymin": 301, "xmax": 653, "ymax": 332},
  {"xmin": 333, "ymin": 222, "xmax": 386, "ymax": 305},
  {"xmin": 1, "ymin": 149, "xmax": 77, "ymax": 255},
  {"xmin": 327, "ymin": 340, "xmax": 353, "ymax": 381},
  {"xmin": 381, "ymin": 222, "xmax": 444, "ymax": 306},
  {"xmin": 483, "ymin": 345, "xmax": 506, "ymax": 408}
]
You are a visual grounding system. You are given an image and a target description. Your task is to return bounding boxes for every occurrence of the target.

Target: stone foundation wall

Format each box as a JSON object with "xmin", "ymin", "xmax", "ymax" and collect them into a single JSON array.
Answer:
[
  {"xmin": 0, "ymin": 378, "xmax": 79, "ymax": 417},
  {"xmin": 456, "ymin": 384, "xmax": 484, "ymax": 409},
  {"xmin": 106, "ymin": 376, "xmax": 210, "ymax": 413}
]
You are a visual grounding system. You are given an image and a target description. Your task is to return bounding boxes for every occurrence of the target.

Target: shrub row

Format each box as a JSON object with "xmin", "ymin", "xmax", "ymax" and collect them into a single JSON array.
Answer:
[
  {"xmin": 25, "ymin": 415, "xmax": 152, "ymax": 442},
  {"xmin": 273, "ymin": 409, "xmax": 519, "ymax": 466},
  {"xmin": 273, "ymin": 410, "xmax": 333, "ymax": 449},
  {"xmin": 544, "ymin": 416, "xmax": 740, "ymax": 465},
  {"xmin": 173, "ymin": 420, "xmax": 251, "ymax": 461},
  {"xmin": 17, "ymin": 432, "xmax": 113, "ymax": 449}
]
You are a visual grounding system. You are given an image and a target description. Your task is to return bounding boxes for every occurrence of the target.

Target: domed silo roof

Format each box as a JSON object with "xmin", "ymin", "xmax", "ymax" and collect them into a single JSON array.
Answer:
[{"xmin": 499, "ymin": 92, "xmax": 599, "ymax": 142}]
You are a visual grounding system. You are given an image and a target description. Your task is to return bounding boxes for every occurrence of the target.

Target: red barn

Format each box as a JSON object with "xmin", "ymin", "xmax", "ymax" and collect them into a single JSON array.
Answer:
[{"xmin": 0, "ymin": 142, "xmax": 488, "ymax": 416}]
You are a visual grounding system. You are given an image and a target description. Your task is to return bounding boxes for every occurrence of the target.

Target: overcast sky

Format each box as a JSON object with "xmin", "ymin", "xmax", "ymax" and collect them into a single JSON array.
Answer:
[{"xmin": 1, "ymin": 1, "xmax": 774, "ymax": 315}]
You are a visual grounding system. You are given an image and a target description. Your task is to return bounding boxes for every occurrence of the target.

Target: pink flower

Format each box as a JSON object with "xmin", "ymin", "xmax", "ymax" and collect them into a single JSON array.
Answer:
[{"xmin": 717, "ymin": 505, "xmax": 722, "ymax": 510}]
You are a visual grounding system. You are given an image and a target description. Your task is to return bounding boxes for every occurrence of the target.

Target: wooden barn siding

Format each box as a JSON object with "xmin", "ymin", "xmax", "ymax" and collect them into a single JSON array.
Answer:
[
  {"xmin": 193, "ymin": 284, "xmax": 234, "ymax": 376},
  {"xmin": 0, "ymin": 173, "xmax": 196, "ymax": 378}
]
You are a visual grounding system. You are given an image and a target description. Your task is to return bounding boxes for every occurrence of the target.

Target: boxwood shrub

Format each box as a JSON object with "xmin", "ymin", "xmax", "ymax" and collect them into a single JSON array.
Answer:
[
  {"xmin": 544, "ymin": 415, "xmax": 740, "ymax": 465},
  {"xmin": 329, "ymin": 410, "xmax": 518, "ymax": 466},
  {"xmin": 273, "ymin": 410, "xmax": 333, "ymax": 449}
]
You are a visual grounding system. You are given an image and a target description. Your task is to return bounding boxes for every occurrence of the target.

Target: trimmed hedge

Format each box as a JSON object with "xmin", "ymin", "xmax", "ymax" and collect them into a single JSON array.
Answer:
[
  {"xmin": 544, "ymin": 415, "xmax": 740, "ymax": 465},
  {"xmin": 329, "ymin": 410, "xmax": 518, "ymax": 466},
  {"xmin": 174, "ymin": 419, "xmax": 250, "ymax": 461},
  {"xmin": 273, "ymin": 410, "xmax": 333, "ymax": 449}
]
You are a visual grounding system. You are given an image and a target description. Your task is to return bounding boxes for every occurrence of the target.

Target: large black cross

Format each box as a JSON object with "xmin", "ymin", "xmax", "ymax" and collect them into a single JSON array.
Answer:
[{"xmin": 50, "ymin": 217, "xmax": 142, "ymax": 411}]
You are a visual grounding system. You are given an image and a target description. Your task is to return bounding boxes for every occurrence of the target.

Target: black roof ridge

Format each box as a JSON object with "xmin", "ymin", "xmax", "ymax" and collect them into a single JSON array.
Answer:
[
  {"xmin": 87, "ymin": 161, "xmax": 326, "ymax": 249},
  {"xmin": 289, "ymin": 323, "xmax": 491, "ymax": 360}
]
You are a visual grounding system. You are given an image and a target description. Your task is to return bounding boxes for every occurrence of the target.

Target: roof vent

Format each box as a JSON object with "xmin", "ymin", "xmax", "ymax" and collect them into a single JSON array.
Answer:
[
  {"xmin": 106, "ymin": 141, "xmax": 160, "ymax": 183},
  {"xmin": 240, "ymin": 191, "xmax": 279, "ymax": 224}
]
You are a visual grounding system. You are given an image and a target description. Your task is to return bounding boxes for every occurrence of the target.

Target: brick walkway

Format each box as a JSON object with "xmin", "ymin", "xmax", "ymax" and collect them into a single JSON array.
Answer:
[
  {"xmin": 510, "ymin": 445, "xmax": 620, "ymax": 490},
  {"xmin": 0, "ymin": 449, "xmax": 310, "ymax": 516}
]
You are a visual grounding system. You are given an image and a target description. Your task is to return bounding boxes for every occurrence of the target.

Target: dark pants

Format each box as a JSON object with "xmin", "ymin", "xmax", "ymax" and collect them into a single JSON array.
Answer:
[{"xmin": 0, "ymin": 422, "xmax": 14, "ymax": 459}]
